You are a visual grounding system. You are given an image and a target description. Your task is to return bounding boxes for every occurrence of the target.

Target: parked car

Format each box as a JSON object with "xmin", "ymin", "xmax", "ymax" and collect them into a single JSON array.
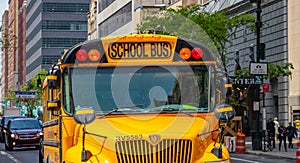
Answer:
[
  {"xmin": 0, "ymin": 115, "xmax": 25, "ymax": 142},
  {"xmin": 5, "ymin": 118, "xmax": 42, "ymax": 150}
]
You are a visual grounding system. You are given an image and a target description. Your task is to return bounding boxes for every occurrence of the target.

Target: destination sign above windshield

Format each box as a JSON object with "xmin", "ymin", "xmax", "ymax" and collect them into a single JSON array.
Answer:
[{"xmin": 107, "ymin": 42, "xmax": 172, "ymax": 59}]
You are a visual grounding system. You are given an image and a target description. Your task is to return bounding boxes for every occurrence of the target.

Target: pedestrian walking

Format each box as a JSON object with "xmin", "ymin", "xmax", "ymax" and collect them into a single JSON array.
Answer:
[
  {"xmin": 286, "ymin": 122, "xmax": 298, "ymax": 148},
  {"xmin": 274, "ymin": 117, "xmax": 279, "ymax": 140},
  {"xmin": 266, "ymin": 118, "xmax": 276, "ymax": 148},
  {"xmin": 278, "ymin": 121, "xmax": 287, "ymax": 151}
]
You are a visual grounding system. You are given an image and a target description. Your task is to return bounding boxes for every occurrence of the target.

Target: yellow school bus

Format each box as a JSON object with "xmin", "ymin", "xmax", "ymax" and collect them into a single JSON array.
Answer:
[{"xmin": 39, "ymin": 34, "xmax": 234, "ymax": 163}]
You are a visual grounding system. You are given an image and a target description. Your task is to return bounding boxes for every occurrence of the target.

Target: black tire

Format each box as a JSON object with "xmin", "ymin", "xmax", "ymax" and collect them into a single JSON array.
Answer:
[
  {"xmin": 4, "ymin": 137, "xmax": 13, "ymax": 151},
  {"xmin": 0, "ymin": 133, "xmax": 4, "ymax": 143},
  {"xmin": 39, "ymin": 141, "xmax": 44, "ymax": 163}
]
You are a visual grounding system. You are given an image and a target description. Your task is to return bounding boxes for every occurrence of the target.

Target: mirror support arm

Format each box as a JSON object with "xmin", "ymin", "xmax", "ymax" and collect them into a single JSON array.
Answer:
[{"xmin": 81, "ymin": 124, "xmax": 87, "ymax": 162}]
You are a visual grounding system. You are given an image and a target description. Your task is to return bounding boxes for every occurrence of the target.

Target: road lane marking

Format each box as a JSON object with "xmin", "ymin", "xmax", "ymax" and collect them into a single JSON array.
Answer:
[
  {"xmin": 231, "ymin": 157, "xmax": 262, "ymax": 163},
  {"xmin": 0, "ymin": 150, "xmax": 21, "ymax": 163}
]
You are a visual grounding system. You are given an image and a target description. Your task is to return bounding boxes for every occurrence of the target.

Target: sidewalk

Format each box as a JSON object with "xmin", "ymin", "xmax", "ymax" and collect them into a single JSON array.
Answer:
[{"xmin": 245, "ymin": 136, "xmax": 297, "ymax": 159}]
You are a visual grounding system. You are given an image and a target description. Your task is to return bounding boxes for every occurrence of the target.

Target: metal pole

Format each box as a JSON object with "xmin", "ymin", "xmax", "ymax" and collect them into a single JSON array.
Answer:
[{"xmin": 252, "ymin": 0, "xmax": 263, "ymax": 150}]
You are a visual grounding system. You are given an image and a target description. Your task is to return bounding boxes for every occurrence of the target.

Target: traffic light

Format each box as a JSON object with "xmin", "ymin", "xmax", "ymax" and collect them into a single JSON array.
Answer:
[
  {"xmin": 37, "ymin": 77, "xmax": 42, "ymax": 88},
  {"xmin": 259, "ymin": 43, "xmax": 265, "ymax": 60}
]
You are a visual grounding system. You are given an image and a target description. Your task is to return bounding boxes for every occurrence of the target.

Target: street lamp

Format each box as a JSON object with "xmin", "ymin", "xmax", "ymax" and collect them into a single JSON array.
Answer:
[{"xmin": 250, "ymin": 0, "xmax": 263, "ymax": 151}]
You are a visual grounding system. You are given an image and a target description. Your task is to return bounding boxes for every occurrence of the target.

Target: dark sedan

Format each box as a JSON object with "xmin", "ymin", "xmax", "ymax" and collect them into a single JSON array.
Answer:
[
  {"xmin": 0, "ymin": 115, "xmax": 25, "ymax": 142},
  {"xmin": 5, "ymin": 118, "xmax": 42, "ymax": 150}
]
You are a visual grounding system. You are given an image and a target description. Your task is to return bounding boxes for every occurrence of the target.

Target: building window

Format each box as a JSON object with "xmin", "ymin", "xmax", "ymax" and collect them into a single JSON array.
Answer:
[
  {"xmin": 42, "ymin": 38, "xmax": 86, "ymax": 48},
  {"xmin": 98, "ymin": 2, "xmax": 132, "ymax": 37},
  {"xmin": 43, "ymin": 3, "xmax": 89, "ymax": 13},
  {"xmin": 200, "ymin": 0, "xmax": 210, "ymax": 5},
  {"xmin": 42, "ymin": 55, "xmax": 61, "ymax": 65},
  {"xmin": 42, "ymin": 20, "xmax": 87, "ymax": 31},
  {"xmin": 169, "ymin": 0, "xmax": 180, "ymax": 5},
  {"xmin": 99, "ymin": 0, "xmax": 116, "ymax": 13}
]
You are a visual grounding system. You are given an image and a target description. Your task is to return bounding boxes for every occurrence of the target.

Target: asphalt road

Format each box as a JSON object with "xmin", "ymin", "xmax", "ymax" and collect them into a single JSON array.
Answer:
[
  {"xmin": 230, "ymin": 153, "xmax": 295, "ymax": 163},
  {"xmin": 0, "ymin": 142, "xmax": 38, "ymax": 163},
  {"xmin": 0, "ymin": 142, "xmax": 296, "ymax": 163}
]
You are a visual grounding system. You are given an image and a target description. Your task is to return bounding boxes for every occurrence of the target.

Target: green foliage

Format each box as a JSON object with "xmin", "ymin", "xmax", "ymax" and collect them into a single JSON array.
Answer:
[
  {"xmin": 229, "ymin": 89, "xmax": 249, "ymax": 110},
  {"xmin": 234, "ymin": 68, "xmax": 250, "ymax": 79},
  {"xmin": 137, "ymin": 5, "xmax": 256, "ymax": 64},
  {"xmin": 137, "ymin": 5, "xmax": 293, "ymax": 109},
  {"xmin": 234, "ymin": 63, "xmax": 294, "ymax": 80},
  {"xmin": 266, "ymin": 63, "xmax": 294, "ymax": 79},
  {"xmin": 4, "ymin": 69, "xmax": 48, "ymax": 117}
]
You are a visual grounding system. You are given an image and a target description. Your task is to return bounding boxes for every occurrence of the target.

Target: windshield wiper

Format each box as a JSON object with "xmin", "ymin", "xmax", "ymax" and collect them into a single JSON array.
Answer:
[
  {"xmin": 155, "ymin": 105, "xmax": 195, "ymax": 117},
  {"xmin": 98, "ymin": 104, "xmax": 145, "ymax": 119}
]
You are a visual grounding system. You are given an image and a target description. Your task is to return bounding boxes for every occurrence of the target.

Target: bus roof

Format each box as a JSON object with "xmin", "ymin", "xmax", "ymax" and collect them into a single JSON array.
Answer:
[{"xmin": 61, "ymin": 34, "xmax": 216, "ymax": 64}]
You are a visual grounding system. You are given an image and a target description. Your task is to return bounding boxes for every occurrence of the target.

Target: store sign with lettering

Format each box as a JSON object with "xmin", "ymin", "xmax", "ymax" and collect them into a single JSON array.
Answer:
[{"xmin": 230, "ymin": 76, "xmax": 263, "ymax": 85}]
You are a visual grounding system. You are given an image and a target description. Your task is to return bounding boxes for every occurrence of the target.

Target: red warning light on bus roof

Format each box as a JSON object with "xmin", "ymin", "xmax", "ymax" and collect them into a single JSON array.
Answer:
[
  {"xmin": 192, "ymin": 48, "xmax": 203, "ymax": 60},
  {"xmin": 76, "ymin": 49, "xmax": 88, "ymax": 62}
]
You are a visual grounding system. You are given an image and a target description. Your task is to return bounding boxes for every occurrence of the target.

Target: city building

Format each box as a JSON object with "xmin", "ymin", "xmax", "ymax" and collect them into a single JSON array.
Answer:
[
  {"xmin": 26, "ymin": 0, "xmax": 90, "ymax": 82},
  {"xmin": 17, "ymin": 0, "xmax": 27, "ymax": 89},
  {"xmin": 1, "ymin": 11, "xmax": 9, "ymax": 100},
  {"xmin": 87, "ymin": 0, "xmax": 97, "ymax": 40},
  {"xmin": 87, "ymin": 0, "xmax": 212, "ymax": 39},
  {"xmin": 92, "ymin": 0, "xmax": 205, "ymax": 39},
  {"xmin": 288, "ymin": 0, "xmax": 300, "ymax": 122},
  {"xmin": 7, "ymin": 0, "xmax": 18, "ymax": 93},
  {"xmin": 1, "ymin": 0, "xmax": 29, "ymax": 107}
]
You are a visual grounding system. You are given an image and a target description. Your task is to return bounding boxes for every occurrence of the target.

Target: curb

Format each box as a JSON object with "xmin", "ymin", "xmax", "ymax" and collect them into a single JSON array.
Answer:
[{"xmin": 245, "ymin": 149, "xmax": 296, "ymax": 160}]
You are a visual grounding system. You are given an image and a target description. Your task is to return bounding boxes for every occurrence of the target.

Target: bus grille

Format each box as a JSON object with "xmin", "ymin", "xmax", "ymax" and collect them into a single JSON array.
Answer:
[{"xmin": 115, "ymin": 139, "xmax": 192, "ymax": 163}]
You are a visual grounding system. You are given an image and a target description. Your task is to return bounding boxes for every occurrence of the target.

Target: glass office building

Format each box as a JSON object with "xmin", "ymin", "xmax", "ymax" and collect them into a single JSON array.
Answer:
[{"xmin": 26, "ymin": 0, "xmax": 89, "ymax": 82}]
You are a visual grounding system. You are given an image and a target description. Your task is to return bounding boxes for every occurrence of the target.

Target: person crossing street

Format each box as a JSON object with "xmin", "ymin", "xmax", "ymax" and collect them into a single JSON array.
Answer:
[
  {"xmin": 278, "ymin": 121, "xmax": 287, "ymax": 151},
  {"xmin": 266, "ymin": 118, "xmax": 276, "ymax": 148},
  {"xmin": 286, "ymin": 122, "xmax": 298, "ymax": 148}
]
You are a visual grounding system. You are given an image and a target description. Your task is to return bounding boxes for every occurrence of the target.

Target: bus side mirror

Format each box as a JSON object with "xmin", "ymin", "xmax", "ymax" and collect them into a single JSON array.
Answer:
[
  {"xmin": 47, "ymin": 100, "xmax": 60, "ymax": 109},
  {"xmin": 74, "ymin": 108, "xmax": 96, "ymax": 125},
  {"xmin": 48, "ymin": 66, "xmax": 61, "ymax": 89},
  {"xmin": 48, "ymin": 75, "xmax": 60, "ymax": 89},
  {"xmin": 214, "ymin": 104, "xmax": 235, "ymax": 122},
  {"xmin": 47, "ymin": 100, "xmax": 61, "ymax": 116},
  {"xmin": 74, "ymin": 108, "xmax": 96, "ymax": 162}
]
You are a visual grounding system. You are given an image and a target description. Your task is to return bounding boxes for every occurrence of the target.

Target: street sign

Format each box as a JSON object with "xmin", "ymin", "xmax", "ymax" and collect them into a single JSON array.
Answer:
[
  {"xmin": 253, "ymin": 101, "xmax": 259, "ymax": 111},
  {"xmin": 229, "ymin": 76, "xmax": 263, "ymax": 85},
  {"xmin": 15, "ymin": 91, "xmax": 36, "ymax": 98},
  {"xmin": 250, "ymin": 62, "xmax": 268, "ymax": 75},
  {"xmin": 262, "ymin": 83, "xmax": 269, "ymax": 92}
]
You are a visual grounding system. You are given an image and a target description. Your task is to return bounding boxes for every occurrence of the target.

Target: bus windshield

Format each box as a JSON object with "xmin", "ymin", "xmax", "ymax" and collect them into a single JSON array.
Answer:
[{"xmin": 63, "ymin": 65, "xmax": 211, "ymax": 114}]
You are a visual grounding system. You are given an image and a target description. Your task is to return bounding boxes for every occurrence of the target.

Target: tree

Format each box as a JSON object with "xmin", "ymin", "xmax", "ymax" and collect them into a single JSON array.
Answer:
[
  {"xmin": 137, "ymin": 5, "xmax": 256, "ymax": 72},
  {"xmin": 137, "ymin": 5, "xmax": 294, "ymax": 107},
  {"xmin": 5, "ymin": 69, "xmax": 48, "ymax": 117},
  {"xmin": 137, "ymin": 5, "xmax": 256, "ymax": 105}
]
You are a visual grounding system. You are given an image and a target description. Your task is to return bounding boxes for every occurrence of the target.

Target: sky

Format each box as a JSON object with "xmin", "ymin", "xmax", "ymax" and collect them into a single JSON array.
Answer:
[{"xmin": 0, "ymin": 0, "xmax": 8, "ymax": 21}]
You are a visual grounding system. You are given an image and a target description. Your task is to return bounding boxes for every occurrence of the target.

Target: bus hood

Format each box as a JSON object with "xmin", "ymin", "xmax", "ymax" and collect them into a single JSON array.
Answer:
[
  {"xmin": 87, "ymin": 114, "xmax": 212, "ymax": 137},
  {"xmin": 64, "ymin": 113, "xmax": 229, "ymax": 163},
  {"xmin": 82, "ymin": 114, "xmax": 218, "ymax": 156}
]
